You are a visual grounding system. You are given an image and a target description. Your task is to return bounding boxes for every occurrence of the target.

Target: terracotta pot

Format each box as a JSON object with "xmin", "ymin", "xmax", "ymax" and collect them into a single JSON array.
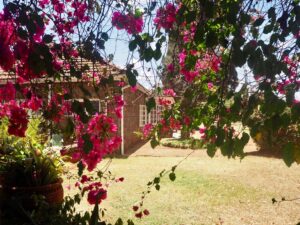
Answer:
[{"xmin": 0, "ymin": 178, "xmax": 64, "ymax": 209}]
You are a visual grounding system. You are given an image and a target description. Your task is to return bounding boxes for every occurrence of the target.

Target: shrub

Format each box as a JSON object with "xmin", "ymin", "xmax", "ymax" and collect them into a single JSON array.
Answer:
[
  {"xmin": 252, "ymin": 125, "xmax": 300, "ymax": 155},
  {"xmin": 161, "ymin": 138, "xmax": 204, "ymax": 149}
]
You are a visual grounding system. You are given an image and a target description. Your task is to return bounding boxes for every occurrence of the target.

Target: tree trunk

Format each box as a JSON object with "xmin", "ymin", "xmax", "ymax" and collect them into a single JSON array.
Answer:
[{"xmin": 181, "ymin": 129, "xmax": 190, "ymax": 139}]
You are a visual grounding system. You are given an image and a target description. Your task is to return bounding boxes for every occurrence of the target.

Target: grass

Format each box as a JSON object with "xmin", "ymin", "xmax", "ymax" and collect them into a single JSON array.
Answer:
[
  {"xmin": 94, "ymin": 157, "xmax": 272, "ymax": 225},
  {"xmin": 160, "ymin": 138, "xmax": 204, "ymax": 149},
  {"xmin": 65, "ymin": 156, "xmax": 300, "ymax": 225}
]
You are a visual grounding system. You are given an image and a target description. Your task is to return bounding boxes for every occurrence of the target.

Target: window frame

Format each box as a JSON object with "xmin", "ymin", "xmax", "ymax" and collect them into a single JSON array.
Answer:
[{"xmin": 139, "ymin": 104, "xmax": 147, "ymax": 127}]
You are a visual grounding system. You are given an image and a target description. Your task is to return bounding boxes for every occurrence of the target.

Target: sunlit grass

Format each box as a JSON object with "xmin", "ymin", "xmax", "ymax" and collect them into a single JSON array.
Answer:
[{"xmin": 99, "ymin": 157, "xmax": 270, "ymax": 225}]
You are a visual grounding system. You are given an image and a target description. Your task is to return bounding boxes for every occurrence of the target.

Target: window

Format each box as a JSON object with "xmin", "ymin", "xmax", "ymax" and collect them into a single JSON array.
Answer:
[
  {"xmin": 140, "ymin": 105, "xmax": 165, "ymax": 126},
  {"xmin": 65, "ymin": 99, "xmax": 103, "ymax": 116},
  {"xmin": 139, "ymin": 105, "xmax": 147, "ymax": 127},
  {"xmin": 90, "ymin": 100, "xmax": 101, "ymax": 113},
  {"xmin": 156, "ymin": 105, "xmax": 163, "ymax": 122},
  {"xmin": 150, "ymin": 107, "xmax": 157, "ymax": 124}
]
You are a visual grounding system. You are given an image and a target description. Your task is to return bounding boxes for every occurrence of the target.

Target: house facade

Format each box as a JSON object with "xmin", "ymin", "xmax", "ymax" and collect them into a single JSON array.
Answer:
[{"xmin": 0, "ymin": 61, "xmax": 167, "ymax": 155}]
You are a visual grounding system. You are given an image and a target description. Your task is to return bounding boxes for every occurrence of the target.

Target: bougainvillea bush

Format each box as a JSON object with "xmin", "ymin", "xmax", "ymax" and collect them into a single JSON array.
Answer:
[{"xmin": 0, "ymin": 0, "xmax": 299, "ymax": 224}]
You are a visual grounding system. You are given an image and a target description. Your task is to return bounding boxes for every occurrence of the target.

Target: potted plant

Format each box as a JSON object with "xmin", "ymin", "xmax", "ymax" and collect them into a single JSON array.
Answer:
[{"xmin": 0, "ymin": 117, "xmax": 64, "ymax": 209}]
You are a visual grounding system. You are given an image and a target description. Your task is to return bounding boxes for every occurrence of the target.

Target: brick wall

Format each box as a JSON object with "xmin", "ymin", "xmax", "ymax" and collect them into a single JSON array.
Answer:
[{"xmin": 123, "ymin": 87, "xmax": 148, "ymax": 154}]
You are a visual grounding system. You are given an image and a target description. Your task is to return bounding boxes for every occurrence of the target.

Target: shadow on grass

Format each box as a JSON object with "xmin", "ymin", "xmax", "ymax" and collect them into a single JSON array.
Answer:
[{"xmin": 245, "ymin": 150, "xmax": 283, "ymax": 159}]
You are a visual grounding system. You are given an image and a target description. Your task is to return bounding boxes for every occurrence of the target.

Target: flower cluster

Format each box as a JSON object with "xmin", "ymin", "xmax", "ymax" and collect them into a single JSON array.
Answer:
[
  {"xmin": 0, "ymin": 82, "xmax": 16, "ymax": 102},
  {"xmin": 112, "ymin": 12, "xmax": 143, "ymax": 34},
  {"xmin": 163, "ymin": 88, "xmax": 176, "ymax": 97},
  {"xmin": 114, "ymin": 95, "xmax": 125, "ymax": 118},
  {"xmin": 6, "ymin": 102, "xmax": 29, "ymax": 137},
  {"xmin": 75, "ymin": 174, "xmax": 124, "ymax": 205},
  {"xmin": 0, "ymin": 17, "xmax": 15, "ymax": 71},
  {"xmin": 142, "ymin": 123, "xmax": 153, "ymax": 138},
  {"xmin": 182, "ymin": 22, "xmax": 197, "ymax": 44},
  {"xmin": 133, "ymin": 205, "xmax": 150, "ymax": 219},
  {"xmin": 158, "ymin": 98, "xmax": 173, "ymax": 106},
  {"xmin": 154, "ymin": 3, "xmax": 177, "ymax": 30},
  {"xmin": 276, "ymin": 56, "xmax": 300, "ymax": 95},
  {"xmin": 75, "ymin": 114, "xmax": 122, "ymax": 171},
  {"xmin": 178, "ymin": 50, "xmax": 221, "ymax": 82}
]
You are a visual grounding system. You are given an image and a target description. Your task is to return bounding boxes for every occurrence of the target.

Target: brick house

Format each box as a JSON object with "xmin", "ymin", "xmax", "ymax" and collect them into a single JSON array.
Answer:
[{"xmin": 0, "ymin": 60, "xmax": 167, "ymax": 155}]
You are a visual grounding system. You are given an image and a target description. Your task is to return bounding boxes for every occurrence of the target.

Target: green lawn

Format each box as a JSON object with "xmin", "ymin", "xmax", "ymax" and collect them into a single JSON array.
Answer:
[{"xmin": 65, "ymin": 156, "xmax": 300, "ymax": 225}]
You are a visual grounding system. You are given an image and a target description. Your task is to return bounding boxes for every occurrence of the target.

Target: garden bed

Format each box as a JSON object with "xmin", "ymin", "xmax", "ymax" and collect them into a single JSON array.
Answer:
[{"xmin": 161, "ymin": 138, "xmax": 204, "ymax": 149}]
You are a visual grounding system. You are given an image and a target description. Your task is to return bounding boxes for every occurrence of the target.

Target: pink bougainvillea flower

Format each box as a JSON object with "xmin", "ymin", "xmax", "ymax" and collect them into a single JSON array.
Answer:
[
  {"xmin": 199, "ymin": 127, "xmax": 206, "ymax": 134},
  {"xmin": 115, "ymin": 107, "xmax": 122, "ymax": 118},
  {"xmin": 199, "ymin": 127, "xmax": 206, "ymax": 139},
  {"xmin": 154, "ymin": 3, "xmax": 177, "ymax": 30},
  {"xmin": 0, "ymin": 82, "xmax": 16, "ymax": 102},
  {"xmin": 163, "ymin": 88, "xmax": 176, "ymax": 97},
  {"xmin": 116, "ymin": 177, "xmax": 124, "ymax": 182},
  {"xmin": 183, "ymin": 116, "xmax": 191, "ymax": 125},
  {"xmin": 71, "ymin": 152, "xmax": 81, "ymax": 163},
  {"xmin": 114, "ymin": 95, "xmax": 125, "ymax": 107},
  {"xmin": 80, "ymin": 175, "xmax": 90, "ymax": 184},
  {"xmin": 75, "ymin": 114, "xmax": 121, "ymax": 171},
  {"xmin": 117, "ymin": 81, "xmax": 126, "ymax": 87},
  {"xmin": 178, "ymin": 51, "xmax": 187, "ymax": 65},
  {"xmin": 142, "ymin": 123, "xmax": 153, "ymax": 138},
  {"xmin": 167, "ymin": 63, "xmax": 175, "ymax": 73},
  {"xmin": 112, "ymin": 12, "xmax": 143, "ymax": 34},
  {"xmin": 22, "ymin": 95, "xmax": 43, "ymax": 111},
  {"xmin": 170, "ymin": 117, "xmax": 181, "ymax": 130},
  {"xmin": 7, "ymin": 102, "xmax": 28, "ymax": 137},
  {"xmin": 130, "ymin": 86, "xmax": 137, "ymax": 93},
  {"xmin": 158, "ymin": 97, "xmax": 172, "ymax": 106},
  {"xmin": 207, "ymin": 82, "xmax": 214, "ymax": 90},
  {"xmin": 0, "ymin": 18, "xmax": 15, "ymax": 71},
  {"xmin": 38, "ymin": 0, "xmax": 50, "ymax": 8},
  {"xmin": 135, "ymin": 212, "xmax": 143, "ymax": 219},
  {"xmin": 143, "ymin": 209, "xmax": 150, "ymax": 216},
  {"xmin": 87, "ymin": 188, "xmax": 107, "ymax": 205}
]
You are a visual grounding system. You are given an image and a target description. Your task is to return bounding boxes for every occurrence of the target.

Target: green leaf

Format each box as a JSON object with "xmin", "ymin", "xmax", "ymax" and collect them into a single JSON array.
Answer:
[
  {"xmin": 115, "ymin": 218, "xmax": 123, "ymax": 225},
  {"xmin": 155, "ymin": 184, "xmax": 160, "ymax": 191},
  {"xmin": 283, "ymin": 143, "xmax": 295, "ymax": 167},
  {"xmin": 82, "ymin": 134, "xmax": 93, "ymax": 154},
  {"xmin": 101, "ymin": 32, "xmax": 109, "ymax": 41},
  {"xmin": 43, "ymin": 34, "xmax": 53, "ymax": 43},
  {"xmin": 154, "ymin": 177, "xmax": 160, "ymax": 184},
  {"xmin": 207, "ymin": 143, "xmax": 217, "ymax": 158},
  {"xmin": 153, "ymin": 48, "xmax": 162, "ymax": 60},
  {"xmin": 89, "ymin": 203, "xmax": 99, "ymax": 225},
  {"xmin": 126, "ymin": 68, "xmax": 137, "ymax": 87},
  {"xmin": 268, "ymin": 7, "xmax": 276, "ymax": 20},
  {"xmin": 241, "ymin": 132, "xmax": 250, "ymax": 146},
  {"xmin": 77, "ymin": 161, "xmax": 84, "ymax": 176},
  {"xmin": 171, "ymin": 165, "xmax": 177, "ymax": 172},
  {"xmin": 146, "ymin": 97, "xmax": 156, "ymax": 113},
  {"xmin": 129, "ymin": 40, "xmax": 137, "ymax": 51},
  {"xmin": 220, "ymin": 140, "xmax": 233, "ymax": 157},
  {"xmin": 169, "ymin": 172, "xmax": 176, "ymax": 181},
  {"xmin": 206, "ymin": 31, "xmax": 218, "ymax": 48},
  {"xmin": 144, "ymin": 48, "xmax": 153, "ymax": 62},
  {"xmin": 150, "ymin": 137, "xmax": 159, "ymax": 148},
  {"xmin": 71, "ymin": 100, "xmax": 89, "ymax": 123},
  {"xmin": 215, "ymin": 128, "xmax": 225, "ymax": 147},
  {"xmin": 263, "ymin": 24, "xmax": 273, "ymax": 34},
  {"xmin": 127, "ymin": 220, "xmax": 135, "ymax": 225},
  {"xmin": 253, "ymin": 17, "xmax": 264, "ymax": 27}
]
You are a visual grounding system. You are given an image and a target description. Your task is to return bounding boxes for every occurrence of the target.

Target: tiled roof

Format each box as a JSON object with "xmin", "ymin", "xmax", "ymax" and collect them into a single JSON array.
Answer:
[{"xmin": 0, "ymin": 58, "xmax": 125, "ymax": 84}]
